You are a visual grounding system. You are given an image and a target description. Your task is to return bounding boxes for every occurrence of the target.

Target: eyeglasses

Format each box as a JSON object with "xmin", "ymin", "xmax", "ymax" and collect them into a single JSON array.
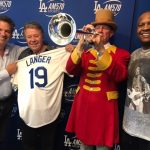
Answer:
[{"xmin": 95, "ymin": 25, "xmax": 111, "ymax": 30}]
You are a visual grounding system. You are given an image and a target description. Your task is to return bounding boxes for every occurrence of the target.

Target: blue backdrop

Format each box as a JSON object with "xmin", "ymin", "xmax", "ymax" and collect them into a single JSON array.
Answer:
[{"xmin": 0, "ymin": 0, "xmax": 149, "ymax": 150}]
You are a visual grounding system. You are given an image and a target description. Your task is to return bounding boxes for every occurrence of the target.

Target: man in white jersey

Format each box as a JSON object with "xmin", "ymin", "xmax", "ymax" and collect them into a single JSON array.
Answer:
[
  {"xmin": 13, "ymin": 21, "xmax": 70, "ymax": 150},
  {"xmin": 0, "ymin": 15, "xmax": 24, "ymax": 148},
  {"xmin": 122, "ymin": 11, "xmax": 150, "ymax": 150}
]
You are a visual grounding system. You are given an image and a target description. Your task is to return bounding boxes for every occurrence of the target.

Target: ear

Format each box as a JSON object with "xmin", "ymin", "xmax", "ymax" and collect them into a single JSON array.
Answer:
[{"xmin": 109, "ymin": 30, "xmax": 114, "ymax": 38}]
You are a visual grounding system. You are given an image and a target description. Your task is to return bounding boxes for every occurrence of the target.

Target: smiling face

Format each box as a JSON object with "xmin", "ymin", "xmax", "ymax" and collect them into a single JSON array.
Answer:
[
  {"xmin": 23, "ymin": 22, "xmax": 46, "ymax": 54},
  {"xmin": 24, "ymin": 28, "xmax": 44, "ymax": 54},
  {"xmin": 137, "ymin": 11, "xmax": 150, "ymax": 49},
  {"xmin": 0, "ymin": 21, "xmax": 12, "ymax": 48}
]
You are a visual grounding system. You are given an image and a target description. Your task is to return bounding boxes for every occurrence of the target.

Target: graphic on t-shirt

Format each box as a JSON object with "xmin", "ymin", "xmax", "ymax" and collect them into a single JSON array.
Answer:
[{"xmin": 127, "ymin": 66, "xmax": 150, "ymax": 113}]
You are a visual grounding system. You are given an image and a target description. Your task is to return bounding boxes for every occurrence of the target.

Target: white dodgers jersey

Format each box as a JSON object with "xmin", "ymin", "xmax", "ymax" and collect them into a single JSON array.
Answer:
[{"xmin": 13, "ymin": 47, "xmax": 70, "ymax": 128}]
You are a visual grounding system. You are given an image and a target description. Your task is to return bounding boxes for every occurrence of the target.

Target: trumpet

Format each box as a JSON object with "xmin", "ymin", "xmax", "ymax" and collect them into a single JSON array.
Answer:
[
  {"xmin": 48, "ymin": 13, "xmax": 99, "ymax": 46},
  {"xmin": 76, "ymin": 29, "xmax": 100, "ymax": 35}
]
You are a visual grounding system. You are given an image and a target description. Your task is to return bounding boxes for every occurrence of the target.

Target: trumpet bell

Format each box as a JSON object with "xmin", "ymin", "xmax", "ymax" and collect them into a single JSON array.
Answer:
[{"xmin": 48, "ymin": 13, "xmax": 76, "ymax": 46}]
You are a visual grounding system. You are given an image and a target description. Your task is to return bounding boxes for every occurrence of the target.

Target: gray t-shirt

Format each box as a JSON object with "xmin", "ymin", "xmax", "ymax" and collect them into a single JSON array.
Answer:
[{"xmin": 123, "ymin": 48, "xmax": 150, "ymax": 141}]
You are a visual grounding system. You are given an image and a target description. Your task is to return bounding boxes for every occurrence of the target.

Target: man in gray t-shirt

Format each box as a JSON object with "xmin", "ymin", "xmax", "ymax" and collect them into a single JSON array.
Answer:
[{"xmin": 122, "ymin": 11, "xmax": 150, "ymax": 150}]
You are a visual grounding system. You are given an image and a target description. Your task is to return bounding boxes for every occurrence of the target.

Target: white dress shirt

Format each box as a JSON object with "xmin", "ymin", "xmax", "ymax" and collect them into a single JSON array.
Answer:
[{"xmin": 0, "ymin": 43, "xmax": 25, "ymax": 99}]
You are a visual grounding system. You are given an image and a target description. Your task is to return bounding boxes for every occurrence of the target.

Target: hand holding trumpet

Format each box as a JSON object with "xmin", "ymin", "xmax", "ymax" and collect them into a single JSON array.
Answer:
[
  {"xmin": 78, "ymin": 24, "xmax": 106, "ymax": 56},
  {"xmin": 65, "ymin": 24, "xmax": 108, "ymax": 56}
]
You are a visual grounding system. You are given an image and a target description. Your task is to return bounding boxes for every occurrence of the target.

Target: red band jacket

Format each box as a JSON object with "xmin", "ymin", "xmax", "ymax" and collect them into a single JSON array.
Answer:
[{"xmin": 65, "ymin": 44, "xmax": 130, "ymax": 147}]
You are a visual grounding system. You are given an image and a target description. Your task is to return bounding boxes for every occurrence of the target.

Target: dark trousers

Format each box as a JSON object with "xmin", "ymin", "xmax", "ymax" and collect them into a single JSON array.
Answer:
[
  {"xmin": 21, "ymin": 119, "xmax": 58, "ymax": 150},
  {"xmin": 0, "ymin": 93, "xmax": 15, "ymax": 142},
  {"xmin": 120, "ymin": 130, "xmax": 150, "ymax": 150}
]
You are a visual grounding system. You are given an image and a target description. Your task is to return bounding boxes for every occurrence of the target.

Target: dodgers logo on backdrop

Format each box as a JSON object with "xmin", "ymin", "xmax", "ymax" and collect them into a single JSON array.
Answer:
[
  {"xmin": 64, "ymin": 135, "xmax": 81, "ymax": 149},
  {"xmin": 114, "ymin": 144, "xmax": 121, "ymax": 150},
  {"xmin": 0, "ymin": 0, "xmax": 12, "ymax": 14},
  {"xmin": 12, "ymin": 27, "xmax": 27, "ymax": 45},
  {"xmin": 11, "ymin": 103, "xmax": 18, "ymax": 117},
  {"xmin": 94, "ymin": 0, "xmax": 122, "ymax": 16},
  {"xmin": 17, "ymin": 129, "xmax": 22, "ymax": 141},
  {"xmin": 63, "ymin": 84, "xmax": 78, "ymax": 102},
  {"xmin": 39, "ymin": 0, "xmax": 65, "ymax": 17}
]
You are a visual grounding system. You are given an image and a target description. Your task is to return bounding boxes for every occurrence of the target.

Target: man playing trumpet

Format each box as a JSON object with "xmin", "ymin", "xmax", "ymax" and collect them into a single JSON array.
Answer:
[{"xmin": 65, "ymin": 9, "xmax": 130, "ymax": 150}]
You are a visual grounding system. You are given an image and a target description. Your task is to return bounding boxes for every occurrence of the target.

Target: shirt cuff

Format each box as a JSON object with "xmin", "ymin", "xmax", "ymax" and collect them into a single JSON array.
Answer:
[{"xmin": 0, "ymin": 69, "xmax": 10, "ymax": 80}]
